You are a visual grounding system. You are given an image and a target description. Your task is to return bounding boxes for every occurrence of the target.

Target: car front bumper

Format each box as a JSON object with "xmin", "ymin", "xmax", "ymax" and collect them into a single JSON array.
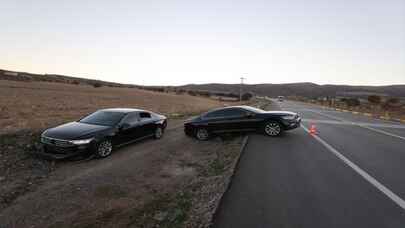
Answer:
[
  {"xmin": 283, "ymin": 117, "xmax": 301, "ymax": 130},
  {"xmin": 38, "ymin": 143, "xmax": 92, "ymax": 160}
]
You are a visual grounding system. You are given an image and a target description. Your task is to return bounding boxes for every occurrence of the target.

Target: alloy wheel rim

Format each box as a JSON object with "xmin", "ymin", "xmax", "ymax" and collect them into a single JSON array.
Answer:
[
  {"xmin": 265, "ymin": 123, "xmax": 281, "ymax": 136},
  {"xmin": 197, "ymin": 129, "xmax": 208, "ymax": 140},
  {"xmin": 98, "ymin": 141, "xmax": 112, "ymax": 157},
  {"xmin": 155, "ymin": 128, "xmax": 163, "ymax": 138}
]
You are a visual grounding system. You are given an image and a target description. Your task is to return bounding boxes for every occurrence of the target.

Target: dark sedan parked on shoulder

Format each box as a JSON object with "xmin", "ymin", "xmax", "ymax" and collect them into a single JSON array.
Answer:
[
  {"xmin": 40, "ymin": 108, "xmax": 167, "ymax": 159},
  {"xmin": 184, "ymin": 106, "xmax": 300, "ymax": 140}
]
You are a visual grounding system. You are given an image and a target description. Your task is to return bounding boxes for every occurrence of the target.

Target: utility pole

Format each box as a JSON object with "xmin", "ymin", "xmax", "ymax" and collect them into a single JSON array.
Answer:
[{"xmin": 239, "ymin": 76, "xmax": 246, "ymax": 102}]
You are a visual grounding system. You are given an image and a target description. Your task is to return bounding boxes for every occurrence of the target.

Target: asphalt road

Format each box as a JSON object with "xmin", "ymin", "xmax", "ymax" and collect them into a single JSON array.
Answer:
[{"xmin": 213, "ymin": 100, "xmax": 405, "ymax": 228}]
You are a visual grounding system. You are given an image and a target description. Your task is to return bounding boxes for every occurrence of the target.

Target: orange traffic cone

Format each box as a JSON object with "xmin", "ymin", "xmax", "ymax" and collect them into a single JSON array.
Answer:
[{"xmin": 309, "ymin": 124, "xmax": 317, "ymax": 135}]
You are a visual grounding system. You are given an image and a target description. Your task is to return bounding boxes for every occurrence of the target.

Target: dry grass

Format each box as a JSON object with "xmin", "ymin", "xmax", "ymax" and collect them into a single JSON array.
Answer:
[{"xmin": 0, "ymin": 80, "xmax": 224, "ymax": 135}]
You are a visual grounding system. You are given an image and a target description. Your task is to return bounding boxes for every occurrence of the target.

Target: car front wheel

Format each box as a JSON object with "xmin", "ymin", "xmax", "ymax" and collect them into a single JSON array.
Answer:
[
  {"xmin": 154, "ymin": 126, "xmax": 164, "ymax": 139},
  {"xmin": 95, "ymin": 139, "xmax": 113, "ymax": 158},
  {"xmin": 263, "ymin": 121, "xmax": 282, "ymax": 137},
  {"xmin": 195, "ymin": 128, "xmax": 210, "ymax": 141}
]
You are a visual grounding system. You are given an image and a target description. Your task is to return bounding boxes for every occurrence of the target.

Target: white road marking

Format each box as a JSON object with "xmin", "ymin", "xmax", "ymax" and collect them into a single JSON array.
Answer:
[
  {"xmin": 307, "ymin": 110, "xmax": 405, "ymax": 142},
  {"xmin": 360, "ymin": 125, "xmax": 405, "ymax": 141},
  {"xmin": 292, "ymin": 108, "xmax": 342, "ymax": 113},
  {"xmin": 302, "ymin": 119, "xmax": 405, "ymax": 129},
  {"xmin": 302, "ymin": 125, "xmax": 405, "ymax": 210},
  {"xmin": 307, "ymin": 110, "xmax": 346, "ymax": 122}
]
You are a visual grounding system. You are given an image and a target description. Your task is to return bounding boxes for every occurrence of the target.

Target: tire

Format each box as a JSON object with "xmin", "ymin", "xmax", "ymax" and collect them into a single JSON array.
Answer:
[
  {"xmin": 95, "ymin": 139, "xmax": 113, "ymax": 158},
  {"xmin": 195, "ymin": 128, "xmax": 210, "ymax": 141},
  {"xmin": 263, "ymin": 121, "xmax": 283, "ymax": 137},
  {"xmin": 154, "ymin": 126, "xmax": 164, "ymax": 139}
]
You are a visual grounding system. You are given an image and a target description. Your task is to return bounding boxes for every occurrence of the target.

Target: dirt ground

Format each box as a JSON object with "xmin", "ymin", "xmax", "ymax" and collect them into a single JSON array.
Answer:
[
  {"xmin": 0, "ymin": 80, "xmax": 225, "ymax": 135},
  {"xmin": 0, "ymin": 120, "xmax": 245, "ymax": 228},
  {"xmin": 0, "ymin": 80, "xmax": 265, "ymax": 228},
  {"xmin": 0, "ymin": 80, "xmax": 275, "ymax": 228}
]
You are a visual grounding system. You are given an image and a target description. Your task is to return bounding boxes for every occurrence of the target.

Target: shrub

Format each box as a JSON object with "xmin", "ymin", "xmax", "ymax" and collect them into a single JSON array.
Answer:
[
  {"xmin": 175, "ymin": 89, "xmax": 186, "ymax": 95},
  {"xmin": 93, "ymin": 82, "xmax": 102, "ymax": 88},
  {"xmin": 382, "ymin": 97, "xmax": 400, "ymax": 110},
  {"xmin": 345, "ymin": 98, "xmax": 360, "ymax": 107},
  {"xmin": 368, "ymin": 95, "xmax": 381, "ymax": 104},
  {"xmin": 187, "ymin": 90, "xmax": 197, "ymax": 96},
  {"xmin": 196, "ymin": 90, "xmax": 211, "ymax": 97},
  {"xmin": 386, "ymin": 97, "xmax": 400, "ymax": 104},
  {"xmin": 71, "ymin": 80, "xmax": 80, "ymax": 85},
  {"xmin": 241, "ymin": 92, "xmax": 253, "ymax": 101},
  {"xmin": 229, "ymin": 93, "xmax": 239, "ymax": 99}
]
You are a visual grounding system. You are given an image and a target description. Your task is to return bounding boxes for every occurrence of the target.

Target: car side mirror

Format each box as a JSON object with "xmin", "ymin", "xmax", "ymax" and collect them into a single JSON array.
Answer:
[{"xmin": 119, "ymin": 123, "xmax": 130, "ymax": 131}]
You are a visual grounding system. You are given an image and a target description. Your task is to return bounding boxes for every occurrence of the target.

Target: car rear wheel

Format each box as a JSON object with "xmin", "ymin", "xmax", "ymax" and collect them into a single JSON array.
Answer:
[
  {"xmin": 95, "ymin": 139, "xmax": 113, "ymax": 158},
  {"xmin": 263, "ymin": 121, "xmax": 282, "ymax": 137},
  {"xmin": 195, "ymin": 128, "xmax": 210, "ymax": 141},
  {"xmin": 154, "ymin": 126, "xmax": 164, "ymax": 139}
]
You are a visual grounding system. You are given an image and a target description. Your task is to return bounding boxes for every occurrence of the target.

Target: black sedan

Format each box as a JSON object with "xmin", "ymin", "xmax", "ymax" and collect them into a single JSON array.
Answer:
[
  {"xmin": 40, "ymin": 108, "xmax": 167, "ymax": 159},
  {"xmin": 184, "ymin": 106, "xmax": 300, "ymax": 140}
]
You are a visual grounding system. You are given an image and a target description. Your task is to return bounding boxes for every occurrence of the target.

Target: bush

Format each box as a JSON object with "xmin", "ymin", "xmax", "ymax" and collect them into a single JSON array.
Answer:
[
  {"xmin": 175, "ymin": 89, "xmax": 186, "ymax": 95},
  {"xmin": 71, "ymin": 80, "xmax": 80, "ymax": 85},
  {"xmin": 196, "ymin": 90, "xmax": 211, "ymax": 97},
  {"xmin": 93, "ymin": 82, "xmax": 102, "ymax": 88},
  {"xmin": 345, "ymin": 98, "xmax": 360, "ymax": 107},
  {"xmin": 154, "ymin": 87, "xmax": 165, "ymax": 93},
  {"xmin": 368, "ymin": 95, "xmax": 381, "ymax": 104},
  {"xmin": 241, "ymin": 92, "xmax": 253, "ymax": 101},
  {"xmin": 382, "ymin": 97, "xmax": 400, "ymax": 110},
  {"xmin": 386, "ymin": 97, "xmax": 400, "ymax": 104},
  {"xmin": 187, "ymin": 90, "xmax": 197, "ymax": 96}
]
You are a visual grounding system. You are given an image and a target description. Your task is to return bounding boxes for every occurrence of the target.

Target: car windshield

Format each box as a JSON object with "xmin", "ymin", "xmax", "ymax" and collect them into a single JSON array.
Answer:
[
  {"xmin": 79, "ymin": 111, "xmax": 126, "ymax": 126},
  {"xmin": 242, "ymin": 106, "xmax": 266, "ymax": 114}
]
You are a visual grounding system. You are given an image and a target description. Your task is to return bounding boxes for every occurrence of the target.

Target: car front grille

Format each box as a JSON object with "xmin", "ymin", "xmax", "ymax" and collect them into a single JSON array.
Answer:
[
  {"xmin": 44, "ymin": 145, "xmax": 78, "ymax": 154},
  {"xmin": 41, "ymin": 136, "xmax": 74, "ymax": 147}
]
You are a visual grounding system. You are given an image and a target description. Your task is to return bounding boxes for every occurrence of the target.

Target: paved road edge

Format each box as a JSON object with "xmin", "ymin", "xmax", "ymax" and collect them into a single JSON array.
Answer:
[{"xmin": 209, "ymin": 135, "xmax": 250, "ymax": 227}]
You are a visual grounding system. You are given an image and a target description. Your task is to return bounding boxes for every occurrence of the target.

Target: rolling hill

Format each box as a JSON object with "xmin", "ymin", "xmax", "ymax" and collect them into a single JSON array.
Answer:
[
  {"xmin": 180, "ymin": 83, "xmax": 405, "ymax": 98},
  {"xmin": 2, "ymin": 68, "xmax": 404, "ymax": 98}
]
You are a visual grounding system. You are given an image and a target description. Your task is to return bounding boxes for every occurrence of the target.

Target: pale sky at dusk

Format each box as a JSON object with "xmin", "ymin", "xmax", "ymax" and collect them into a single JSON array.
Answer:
[{"xmin": 1, "ymin": 0, "xmax": 404, "ymax": 86}]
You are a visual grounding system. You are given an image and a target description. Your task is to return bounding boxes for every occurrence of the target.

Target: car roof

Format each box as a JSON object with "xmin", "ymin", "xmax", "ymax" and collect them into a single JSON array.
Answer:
[
  {"xmin": 209, "ymin": 105, "xmax": 251, "ymax": 112},
  {"xmin": 99, "ymin": 108, "xmax": 148, "ymax": 113}
]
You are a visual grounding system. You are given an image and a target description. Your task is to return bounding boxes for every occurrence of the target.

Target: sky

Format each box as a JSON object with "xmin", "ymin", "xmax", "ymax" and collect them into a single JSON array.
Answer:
[{"xmin": 1, "ymin": 0, "xmax": 404, "ymax": 86}]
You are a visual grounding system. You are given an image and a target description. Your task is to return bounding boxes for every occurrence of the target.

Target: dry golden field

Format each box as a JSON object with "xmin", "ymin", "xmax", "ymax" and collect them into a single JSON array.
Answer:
[{"xmin": 0, "ymin": 80, "xmax": 225, "ymax": 135}]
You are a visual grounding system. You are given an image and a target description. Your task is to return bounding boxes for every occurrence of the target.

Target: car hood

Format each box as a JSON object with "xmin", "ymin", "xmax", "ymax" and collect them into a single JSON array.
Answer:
[
  {"xmin": 184, "ymin": 116, "xmax": 201, "ymax": 124},
  {"xmin": 261, "ymin": 111, "xmax": 297, "ymax": 116},
  {"xmin": 43, "ymin": 122, "xmax": 111, "ymax": 140}
]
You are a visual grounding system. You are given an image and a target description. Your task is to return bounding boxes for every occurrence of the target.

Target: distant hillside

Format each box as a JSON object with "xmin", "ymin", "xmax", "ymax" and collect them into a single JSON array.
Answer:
[
  {"xmin": 2, "ymin": 68, "xmax": 404, "ymax": 98},
  {"xmin": 0, "ymin": 68, "xmax": 138, "ymax": 88},
  {"xmin": 180, "ymin": 83, "xmax": 405, "ymax": 98}
]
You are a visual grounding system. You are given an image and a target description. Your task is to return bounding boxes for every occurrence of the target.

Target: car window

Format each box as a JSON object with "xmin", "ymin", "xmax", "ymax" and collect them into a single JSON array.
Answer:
[
  {"xmin": 79, "ymin": 111, "xmax": 126, "ymax": 126},
  {"xmin": 121, "ymin": 113, "xmax": 140, "ymax": 125},
  {"xmin": 205, "ymin": 109, "xmax": 225, "ymax": 118},
  {"xmin": 139, "ymin": 112, "xmax": 151, "ymax": 119},
  {"xmin": 224, "ymin": 108, "xmax": 246, "ymax": 117},
  {"xmin": 205, "ymin": 108, "xmax": 246, "ymax": 118}
]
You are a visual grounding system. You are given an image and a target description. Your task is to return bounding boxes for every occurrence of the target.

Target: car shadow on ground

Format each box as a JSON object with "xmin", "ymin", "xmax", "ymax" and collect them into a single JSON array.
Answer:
[
  {"xmin": 38, "ymin": 130, "xmax": 294, "ymax": 164},
  {"xmin": 214, "ymin": 132, "xmax": 249, "ymax": 141}
]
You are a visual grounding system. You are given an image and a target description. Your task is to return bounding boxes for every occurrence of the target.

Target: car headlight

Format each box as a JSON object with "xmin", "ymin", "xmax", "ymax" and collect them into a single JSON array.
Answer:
[
  {"xmin": 70, "ymin": 138, "xmax": 94, "ymax": 145},
  {"xmin": 281, "ymin": 115, "xmax": 296, "ymax": 120}
]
